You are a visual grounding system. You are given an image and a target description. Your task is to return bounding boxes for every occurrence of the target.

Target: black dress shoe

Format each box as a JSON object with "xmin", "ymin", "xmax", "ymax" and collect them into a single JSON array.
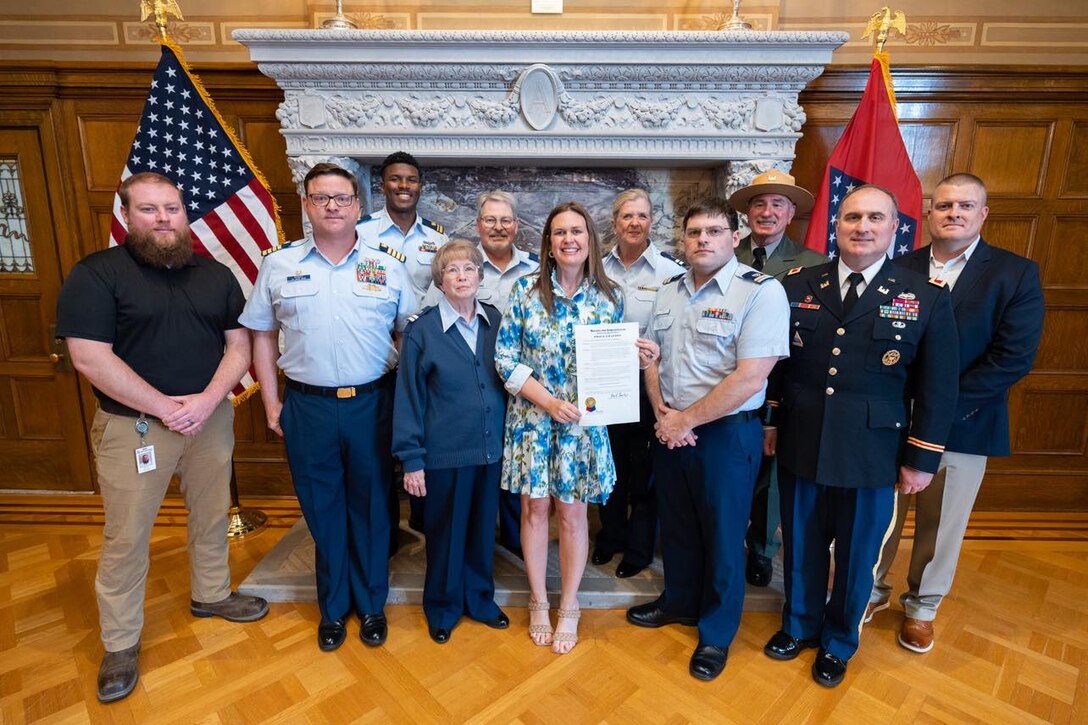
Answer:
[
  {"xmin": 626, "ymin": 601, "xmax": 698, "ymax": 628},
  {"xmin": 763, "ymin": 630, "xmax": 820, "ymax": 661},
  {"xmin": 429, "ymin": 626, "xmax": 451, "ymax": 644},
  {"xmin": 811, "ymin": 649, "xmax": 848, "ymax": 688},
  {"xmin": 689, "ymin": 643, "xmax": 727, "ymax": 681},
  {"xmin": 97, "ymin": 642, "xmax": 140, "ymax": 703},
  {"xmin": 318, "ymin": 618, "xmax": 347, "ymax": 652},
  {"xmin": 615, "ymin": 562, "xmax": 646, "ymax": 579},
  {"xmin": 591, "ymin": 550, "xmax": 615, "ymax": 566},
  {"xmin": 360, "ymin": 612, "xmax": 388, "ymax": 647},
  {"xmin": 745, "ymin": 552, "xmax": 773, "ymax": 587},
  {"xmin": 479, "ymin": 611, "xmax": 510, "ymax": 630}
]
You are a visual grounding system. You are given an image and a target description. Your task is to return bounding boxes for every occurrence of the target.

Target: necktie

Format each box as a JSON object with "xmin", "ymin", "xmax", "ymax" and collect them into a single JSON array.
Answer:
[
  {"xmin": 752, "ymin": 246, "xmax": 766, "ymax": 271},
  {"xmin": 842, "ymin": 272, "xmax": 865, "ymax": 315}
]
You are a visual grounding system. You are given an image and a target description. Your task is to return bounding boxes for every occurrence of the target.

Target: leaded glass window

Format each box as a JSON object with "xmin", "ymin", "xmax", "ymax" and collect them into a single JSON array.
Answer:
[{"xmin": 0, "ymin": 159, "xmax": 33, "ymax": 274}]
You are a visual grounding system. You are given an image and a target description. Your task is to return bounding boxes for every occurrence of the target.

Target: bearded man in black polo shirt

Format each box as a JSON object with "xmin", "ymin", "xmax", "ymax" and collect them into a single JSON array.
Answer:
[{"xmin": 55, "ymin": 172, "xmax": 268, "ymax": 704}]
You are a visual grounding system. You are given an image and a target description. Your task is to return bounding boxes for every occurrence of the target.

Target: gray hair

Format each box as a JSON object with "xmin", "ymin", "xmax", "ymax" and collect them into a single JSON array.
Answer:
[
  {"xmin": 431, "ymin": 238, "xmax": 485, "ymax": 287},
  {"xmin": 476, "ymin": 190, "xmax": 518, "ymax": 218}
]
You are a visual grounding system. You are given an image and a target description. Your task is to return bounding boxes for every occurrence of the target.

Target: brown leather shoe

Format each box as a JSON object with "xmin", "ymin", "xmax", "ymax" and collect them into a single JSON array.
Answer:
[
  {"xmin": 864, "ymin": 600, "xmax": 889, "ymax": 624},
  {"xmin": 191, "ymin": 592, "xmax": 269, "ymax": 623},
  {"xmin": 898, "ymin": 616, "xmax": 934, "ymax": 653}
]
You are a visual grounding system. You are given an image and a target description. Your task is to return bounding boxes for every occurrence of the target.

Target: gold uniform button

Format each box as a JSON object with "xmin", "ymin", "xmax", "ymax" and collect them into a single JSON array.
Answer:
[
  {"xmin": 826, "ymin": 387, "xmax": 835, "ymax": 395},
  {"xmin": 829, "ymin": 367, "xmax": 838, "ymax": 376},
  {"xmin": 832, "ymin": 347, "xmax": 841, "ymax": 356},
  {"xmin": 836, "ymin": 327, "xmax": 846, "ymax": 336}
]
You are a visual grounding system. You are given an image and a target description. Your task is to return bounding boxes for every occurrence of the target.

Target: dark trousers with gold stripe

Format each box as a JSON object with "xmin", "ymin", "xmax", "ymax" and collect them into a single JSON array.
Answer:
[{"xmin": 779, "ymin": 468, "xmax": 896, "ymax": 661}]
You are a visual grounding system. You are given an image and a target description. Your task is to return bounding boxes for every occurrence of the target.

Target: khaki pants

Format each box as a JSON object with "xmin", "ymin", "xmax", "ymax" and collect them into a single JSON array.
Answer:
[
  {"xmin": 871, "ymin": 450, "xmax": 988, "ymax": 620},
  {"xmin": 91, "ymin": 400, "xmax": 234, "ymax": 651}
]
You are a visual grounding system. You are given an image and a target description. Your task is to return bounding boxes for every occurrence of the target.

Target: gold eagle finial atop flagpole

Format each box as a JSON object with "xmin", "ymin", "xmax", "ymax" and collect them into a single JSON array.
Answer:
[
  {"xmin": 140, "ymin": 0, "xmax": 184, "ymax": 42},
  {"xmin": 863, "ymin": 7, "xmax": 907, "ymax": 52}
]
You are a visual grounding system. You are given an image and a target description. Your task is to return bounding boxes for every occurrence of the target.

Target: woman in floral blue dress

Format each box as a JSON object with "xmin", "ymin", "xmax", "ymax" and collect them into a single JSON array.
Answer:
[{"xmin": 496, "ymin": 201, "xmax": 660, "ymax": 654}]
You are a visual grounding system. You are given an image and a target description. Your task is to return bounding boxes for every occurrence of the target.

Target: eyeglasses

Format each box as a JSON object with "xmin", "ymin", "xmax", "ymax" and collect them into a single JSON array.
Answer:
[
  {"xmin": 479, "ymin": 216, "xmax": 516, "ymax": 228},
  {"xmin": 442, "ymin": 263, "xmax": 479, "ymax": 277},
  {"xmin": 683, "ymin": 226, "xmax": 730, "ymax": 240},
  {"xmin": 306, "ymin": 193, "xmax": 357, "ymax": 208}
]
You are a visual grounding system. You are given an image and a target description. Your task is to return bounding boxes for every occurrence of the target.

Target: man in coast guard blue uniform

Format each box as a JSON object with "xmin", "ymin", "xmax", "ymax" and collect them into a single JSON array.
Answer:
[
  {"xmin": 241, "ymin": 163, "xmax": 417, "ymax": 652},
  {"xmin": 357, "ymin": 151, "xmax": 448, "ymax": 536},
  {"xmin": 762, "ymin": 185, "xmax": 959, "ymax": 688},
  {"xmin": 626, "ymin": 198, "xmax": 790, "ymax": 682},
  {"xmin": 357, "ymin": 151, "xmax": 449, "ymax": 303},
  {"xmin": 868, "ymin": 173, "xmax": 1044, "ymax": 654},
  {"xmin": 594, "ymin": 188, "xmax": 684, "ymax": 579},
  {"xmin": 423, "ymin": 191, "xmax": 539, "ymax": 314}
]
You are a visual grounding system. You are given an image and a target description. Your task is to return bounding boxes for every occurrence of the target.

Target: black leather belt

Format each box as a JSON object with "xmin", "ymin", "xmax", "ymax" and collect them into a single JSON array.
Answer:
[
  {"xmin": 727, "ymin": 409, "xmax": 759, "ymax": 423},
  {"xmin": 286, "ymin": 374, "xmax": 390, "ymax": 399}
]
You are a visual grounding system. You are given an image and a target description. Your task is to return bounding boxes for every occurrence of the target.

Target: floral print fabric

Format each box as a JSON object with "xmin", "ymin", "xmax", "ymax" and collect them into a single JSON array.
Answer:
[{"xmin": 495, "ymin": 272, "xmax": 623, "ymax": 504}]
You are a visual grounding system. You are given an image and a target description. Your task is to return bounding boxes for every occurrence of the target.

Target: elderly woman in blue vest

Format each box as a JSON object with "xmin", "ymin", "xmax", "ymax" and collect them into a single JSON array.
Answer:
[
  {"xmin": 393, "ymin": 239, "xmax": 509, "ymax": 645},
  {"xmin": 496, "ymin": 201, "xmax": 658, "ymax": 654}
]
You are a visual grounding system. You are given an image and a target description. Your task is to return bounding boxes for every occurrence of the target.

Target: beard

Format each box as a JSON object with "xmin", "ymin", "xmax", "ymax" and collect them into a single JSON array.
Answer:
[{"xmin": 125, "ymin": 226, "xmax": 194, "ymax": 269}]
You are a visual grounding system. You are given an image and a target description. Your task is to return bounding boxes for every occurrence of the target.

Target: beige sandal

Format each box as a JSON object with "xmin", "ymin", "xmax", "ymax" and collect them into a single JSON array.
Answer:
[
  {"xmin": 528, "ymin": 599, "xmax": 553, "ymax": 646},
  {"xmin": 552, "ymin": 607, "xmax": 581, "ymax": 654}
]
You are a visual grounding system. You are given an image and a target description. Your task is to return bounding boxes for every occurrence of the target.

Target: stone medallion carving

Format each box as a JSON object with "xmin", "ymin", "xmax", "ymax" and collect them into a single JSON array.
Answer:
[{"xmin": 517, "ymin": 64, "xmax": 560, "ymax": 131}]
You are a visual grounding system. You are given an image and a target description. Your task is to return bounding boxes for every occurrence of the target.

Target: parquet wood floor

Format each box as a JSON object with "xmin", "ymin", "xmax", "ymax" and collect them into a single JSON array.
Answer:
[{"xmin": 1, "ymin": 497, "xmax": 1086, "ymax": 724}]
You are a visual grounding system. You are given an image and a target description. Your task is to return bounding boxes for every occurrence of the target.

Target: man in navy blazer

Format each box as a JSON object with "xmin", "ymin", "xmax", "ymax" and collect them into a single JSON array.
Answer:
[{"xmin": 867, "ymin": 173, "xmax": 1045, "ymax": 654}]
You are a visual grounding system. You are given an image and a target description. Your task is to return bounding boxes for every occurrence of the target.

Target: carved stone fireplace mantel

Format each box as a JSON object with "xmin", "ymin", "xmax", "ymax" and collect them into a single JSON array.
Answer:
[{"xmin": 234, "ymin": 29, "xmax": 847, "ymax": 197}]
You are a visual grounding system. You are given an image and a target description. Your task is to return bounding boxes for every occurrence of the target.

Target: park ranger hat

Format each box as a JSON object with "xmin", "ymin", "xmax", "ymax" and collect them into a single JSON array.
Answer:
[{"xmin": 729, "ymin": 169, "xmax": 815, "ymax": 214}]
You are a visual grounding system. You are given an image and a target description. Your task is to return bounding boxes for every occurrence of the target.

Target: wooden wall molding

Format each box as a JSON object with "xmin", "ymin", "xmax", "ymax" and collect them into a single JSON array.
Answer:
[{"xmin": 0, "ymin": 61, "xmax": 1085, "ymax": 511}]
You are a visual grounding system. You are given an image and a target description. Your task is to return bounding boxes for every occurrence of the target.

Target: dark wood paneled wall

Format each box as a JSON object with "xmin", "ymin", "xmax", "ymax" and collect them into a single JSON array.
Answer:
[{"xmin": 1, "ymin": 62, "xmax": 1085, "ymax": 510}]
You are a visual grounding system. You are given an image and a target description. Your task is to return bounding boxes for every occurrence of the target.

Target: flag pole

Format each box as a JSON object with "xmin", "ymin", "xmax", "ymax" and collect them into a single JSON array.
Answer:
[
  {"xmin": 227, "ymin": 462, "xmax": 268, "ymax": 539},
  {"xmin": 137, "ymin": 1, "xmax": 270, "ymax": 538}
]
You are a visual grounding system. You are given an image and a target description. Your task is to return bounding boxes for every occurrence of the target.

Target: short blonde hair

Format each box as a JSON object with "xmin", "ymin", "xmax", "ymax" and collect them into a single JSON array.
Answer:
[
  {"xmin": 611, "ymin": 188, "xmax": 651, "ymax": 221},
  {"xmin": 431, "ymin": 239, "xmax": 485, "ymax": 287}
]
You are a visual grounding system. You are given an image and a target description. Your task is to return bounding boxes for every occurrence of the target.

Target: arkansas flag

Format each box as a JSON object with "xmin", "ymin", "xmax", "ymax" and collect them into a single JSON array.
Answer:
[
  {"xmin": 803, "ymin": 53, "xmax": 922, "ymax": 258},
  {"xmin": 110, "ymin": 39, "xmax": 283, "ymax": 401}
]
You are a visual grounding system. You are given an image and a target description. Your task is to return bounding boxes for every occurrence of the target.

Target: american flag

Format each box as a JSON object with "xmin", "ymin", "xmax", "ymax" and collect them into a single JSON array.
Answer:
[
  {"xmin": 110, "ymin": 41, "xmax": 282, "ymax": 399},
  {"xmin": 823, "ymin": 166, "xmax": 919, "ymax": 260}
]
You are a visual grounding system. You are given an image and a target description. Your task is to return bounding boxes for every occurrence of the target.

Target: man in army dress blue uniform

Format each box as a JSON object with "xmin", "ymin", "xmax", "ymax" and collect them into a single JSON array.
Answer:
[{"xmin": 762, "ymin": 185, "xmax": 959, "ymax": 687}]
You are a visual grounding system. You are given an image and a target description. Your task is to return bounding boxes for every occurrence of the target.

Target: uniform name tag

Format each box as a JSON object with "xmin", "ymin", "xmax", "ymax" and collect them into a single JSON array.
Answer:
[
  {"xmin": 281, "ymin": 280, "xmax": 316, "ymax": 298},
  {"xmin": 286, "ymin": 273, "xmax": 311, "ymax": 283}
]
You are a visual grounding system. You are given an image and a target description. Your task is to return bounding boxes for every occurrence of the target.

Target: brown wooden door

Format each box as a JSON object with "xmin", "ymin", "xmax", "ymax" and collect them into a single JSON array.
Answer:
[{"xmin": 0, "ymin": 128, "xmax": 92, "ymax": 490}]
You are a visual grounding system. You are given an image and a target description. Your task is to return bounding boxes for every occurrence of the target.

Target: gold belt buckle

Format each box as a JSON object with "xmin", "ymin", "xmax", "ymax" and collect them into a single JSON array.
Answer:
[{"xmin": 336, "ymin": 386, "xmax": 356, "ymax": 399}]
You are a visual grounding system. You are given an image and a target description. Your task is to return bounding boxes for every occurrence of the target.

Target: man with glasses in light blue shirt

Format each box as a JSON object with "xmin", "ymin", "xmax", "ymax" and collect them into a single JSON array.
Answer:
[
  {"xmin": 242, "ymin": 163, "xmax": 417, "ymax": 654},
  {"xmin": 422, "ymin": 191, "xmax": 539, "ymax": 313},
  {"xmin": 627, "ymin": 197, "xmax": 789, "ymax": 682}
]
